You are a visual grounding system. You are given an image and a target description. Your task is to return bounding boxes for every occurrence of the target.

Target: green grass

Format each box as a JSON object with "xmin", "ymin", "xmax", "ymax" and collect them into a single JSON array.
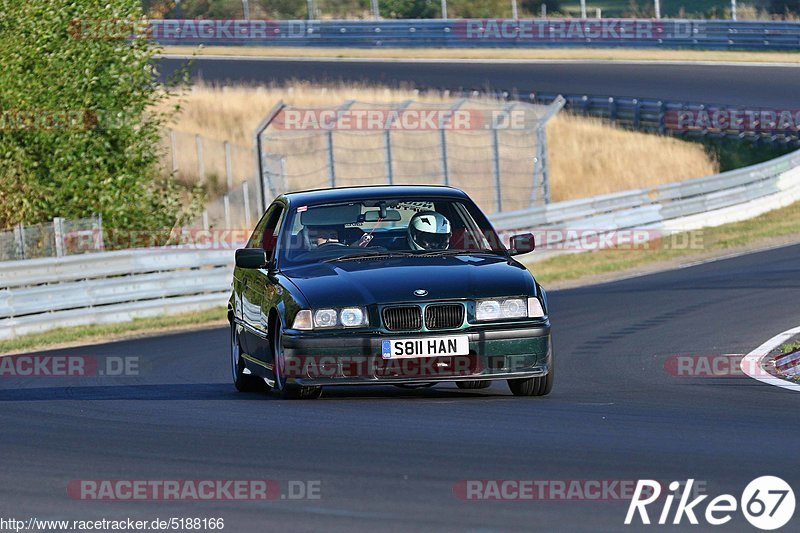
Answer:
[
  {"xmin": 0, "ymin": 307, "xmax": 227, "ymax": 355},
  {"xmin": 780, "ymin": 340, "xmax": 800, "ymax": 354},
  {"xmin": 527, "ymin": 200, "xmax": 800, "ymax": 285}
]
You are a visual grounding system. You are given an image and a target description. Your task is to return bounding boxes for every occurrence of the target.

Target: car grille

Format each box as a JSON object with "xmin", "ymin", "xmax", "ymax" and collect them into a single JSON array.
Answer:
[
  {"xmin": 382, "ymin": 306, "xmax": 422, "ymax": 331},
  {"xmin": 425, "ymin": 304, "xmax": 465, "ymax": 330}
]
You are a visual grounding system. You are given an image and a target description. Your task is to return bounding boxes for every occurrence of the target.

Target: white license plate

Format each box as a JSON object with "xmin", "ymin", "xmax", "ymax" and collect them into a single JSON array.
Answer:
[{"xmin": 381, "ymin": 335, "xmax": 469, "ymax": 359}]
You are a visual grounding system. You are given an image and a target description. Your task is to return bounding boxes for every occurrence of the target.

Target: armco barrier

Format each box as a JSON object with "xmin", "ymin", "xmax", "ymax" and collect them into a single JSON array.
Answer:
[
  {"xmin": 1, "ymin": 148, "xmax": 799, "ymax": 341},
  {"xmin": 529, "ymin": 93, "xmax": 800, "ymax": 145},
  {"xmin": 148, "ymin": 19, "xmax": 800, "ymax": 51},
  {"xmin": 0, "ymin": 249, "xmax": 235, "ymax": 341},
  {"xmin": 491, "ymin": 147, "xmax": 800, "ymax": 261},
  {"xmin": 776, "ymin": 349, "xmax": 800, "ymax": 378}
]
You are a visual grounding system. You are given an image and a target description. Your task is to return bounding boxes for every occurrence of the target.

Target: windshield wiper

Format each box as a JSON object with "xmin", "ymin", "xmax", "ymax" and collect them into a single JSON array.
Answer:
[
  {"xmin": 413, "ymin": 249, "xmax": 503, "ymax": 257},
  {"xmin": 323, "ymin": 251, "xmax": 415, "ymax": 263}
]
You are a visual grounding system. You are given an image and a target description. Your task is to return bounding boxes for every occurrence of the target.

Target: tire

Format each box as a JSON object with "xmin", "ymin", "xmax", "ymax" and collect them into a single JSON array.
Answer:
[
  {"xmin": 272, "ymin": 320, "xmax": 322, "ymax": 400},
  {"xmin": 394, "ymin": 383, "xmax": 436, "ymax": 389},
  {"xmin": 456, "ymin": 380, "xmax": 491, "ymax": 390},
  {"xmin": 231, "ymin": 322, "xmax": 267, "ymax": 392},
  {"xmin": 507, "ymin": 345, "xmax": 554, "ymax": 397}
]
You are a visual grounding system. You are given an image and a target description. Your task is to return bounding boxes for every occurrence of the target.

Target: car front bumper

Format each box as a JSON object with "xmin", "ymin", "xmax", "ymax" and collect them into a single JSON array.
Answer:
[{"xmin": 280, "ymin": 323, "xmax": 552, "ymax": 386}]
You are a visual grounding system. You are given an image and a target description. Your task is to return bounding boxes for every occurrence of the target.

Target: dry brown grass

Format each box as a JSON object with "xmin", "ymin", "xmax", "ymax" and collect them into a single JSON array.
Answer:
[
  {"xmin": 161, "ymin": 45, "xmax": 800, "ymax": 64},
  {"xmin": 159, "ymin": 83, "xmax": 717, "ymax": 209},
  {"xmin": 548, "ymin": 114, "xmax": 717, "ymax": 200}
]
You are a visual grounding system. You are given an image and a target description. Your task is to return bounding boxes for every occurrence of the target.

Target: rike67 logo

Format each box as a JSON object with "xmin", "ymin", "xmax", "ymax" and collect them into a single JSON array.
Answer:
[{"xmin": 625, "ymin": 477, "xmax": 795, "ymax": 530}]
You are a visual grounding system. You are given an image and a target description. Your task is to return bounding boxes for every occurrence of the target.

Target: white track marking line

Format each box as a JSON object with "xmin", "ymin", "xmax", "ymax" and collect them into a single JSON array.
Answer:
[{"xmin": 741, "ymin": 325, "xmax": 800, "ymax": 392}]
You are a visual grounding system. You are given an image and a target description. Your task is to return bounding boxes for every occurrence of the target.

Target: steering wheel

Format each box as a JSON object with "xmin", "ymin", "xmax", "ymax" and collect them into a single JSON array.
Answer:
[{"xmin": 317, "ymin": 242, "xmax": 348, "ymax": 248}]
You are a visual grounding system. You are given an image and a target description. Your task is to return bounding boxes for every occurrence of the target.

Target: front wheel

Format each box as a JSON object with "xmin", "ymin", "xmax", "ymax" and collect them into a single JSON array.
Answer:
[
  {"xmin": 507, "ymin": 373, "xmax": 552, "ymax": 396},
  {"xmin": 272, "ymin": 320, "xmax": 322, "ymax": 400}
]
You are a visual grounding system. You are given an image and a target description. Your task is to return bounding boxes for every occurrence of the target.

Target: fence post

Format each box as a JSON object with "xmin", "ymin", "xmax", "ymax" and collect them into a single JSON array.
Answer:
[
  {"xmin": 53, "ymin": 217, "xmax": 65, "ymax": 258},
  {"xmin": 95, "ymin": 213, "xmax": 105, "ymax": 251},
  {"xmin": 540, "ymin": 123, "xmax": 551, "ymax": 204},
  {"xmin": 632, "ymin": 99, "xmax": 641, "ymax": 129},
  {"xmin": 608, "ymin": 97, "xmax": 617, "ymax": 125},
  {"xmin": 384, "ymin": 130, "xmax": 394, "ymax": 185},
  {"xmin": 492, "ymin": 120, "xmax": 503, "ymax": 213},
  {"xmin": 383, "ymin": 100, "xmax": 412, "ymax": 185},
  {"xmin": 658, "ymin": 101, "xmax": 666, "ymax": 134},
  {"xmin": 225, "ymin": 141, "xmax": 233, "ymax": 191},
  {"xmin": 202, "ymin": 210, "xmax": 209, "ymax": 231},
  {"xmin": 326, "ymin": 131, "xmax": 336, "ymax": 187},
  {"xmin": 440, "ymin": 128, "xmax": 449, "ymax": 186},
  {"xmin": 195, "ymin": 134, "xmax": 205, "ymax": 183},
  {"xmin": 14, "ymin": 223, "xmax": 25, "ymax": 260},
  {"xmin": 224, "ymin": 194, "xmax": 231, "ymax": 229},
  {"xmin": 170, "ymin": 130, "xmax": 178, "ymax": 173},
  {"xmin": 243, "ymin": 180, "xmax": 252, "ymax": 229},
  {"xmin": 440, "ymin": 99, "xmax": 465, "ymax": 186}
]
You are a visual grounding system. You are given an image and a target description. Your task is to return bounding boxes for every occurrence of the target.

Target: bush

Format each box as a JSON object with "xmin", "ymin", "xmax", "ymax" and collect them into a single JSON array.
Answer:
[
  {"xmin": 770, "ymin": 0, "xmax": 800, "ymax": 14},
  {"xmin": 0, "ymin": 0, "xmax": 201, "ymax": 242}
]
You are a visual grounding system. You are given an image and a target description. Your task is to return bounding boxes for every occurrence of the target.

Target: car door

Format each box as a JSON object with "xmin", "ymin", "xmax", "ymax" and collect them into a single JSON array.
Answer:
[{"xmin": 240, "ymin": 202, "xmax": 286, "ymax": 366}]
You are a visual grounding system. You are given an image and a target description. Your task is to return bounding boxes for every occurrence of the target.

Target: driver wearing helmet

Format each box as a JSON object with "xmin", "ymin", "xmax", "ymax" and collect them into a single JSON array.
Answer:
[{"xmin": 407, "ymin": 211, "xmax": 451, "ymax": 251}]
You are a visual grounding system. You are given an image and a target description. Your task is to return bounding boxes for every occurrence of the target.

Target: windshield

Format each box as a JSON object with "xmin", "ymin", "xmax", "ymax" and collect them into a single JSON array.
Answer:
[{"xmin": 279, "ymin": 197, "xmax": 505, "ymax": 266}]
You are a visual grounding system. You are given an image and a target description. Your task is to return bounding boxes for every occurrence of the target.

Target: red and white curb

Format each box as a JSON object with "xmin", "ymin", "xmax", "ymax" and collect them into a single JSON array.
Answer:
[{"xmin": 741, "ymin": 325, "xmax": 800, "ymax": 392}]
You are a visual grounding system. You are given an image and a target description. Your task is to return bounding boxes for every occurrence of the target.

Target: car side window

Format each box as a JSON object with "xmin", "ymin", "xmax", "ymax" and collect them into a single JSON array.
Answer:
[{"xmin": 247, "ymin": 203, "xmax": 285, "ymax": 258}]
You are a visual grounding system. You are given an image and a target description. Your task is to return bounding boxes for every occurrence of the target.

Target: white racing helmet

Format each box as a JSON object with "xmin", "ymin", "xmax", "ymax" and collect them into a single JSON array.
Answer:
[{"xmin": 408, "ymin": 211, "xmax": 451, "ymax": 251}]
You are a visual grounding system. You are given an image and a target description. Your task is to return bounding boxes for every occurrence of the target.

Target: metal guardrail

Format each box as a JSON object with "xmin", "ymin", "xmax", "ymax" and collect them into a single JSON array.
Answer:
[
  {"xmin": 149, "ymin": 19, "xmax": 800, "ymax": 51},
  {"xmin": 491, "ymin": 147, "xmax": 800, "ymax": 257},
  {"xmin": 0, "ymin": 249, "xmax": 235, "ymax": 340},
  {"xmin": 529, "ymin": 93, "xmax": 800, "ymax": 145},
  {"xmin": 2, "ymin": 144, "xmax": 800, "ymax": 341},
  {"xmin": 776, "ymin": 348, "xmax": 800, "ymax": 378}
]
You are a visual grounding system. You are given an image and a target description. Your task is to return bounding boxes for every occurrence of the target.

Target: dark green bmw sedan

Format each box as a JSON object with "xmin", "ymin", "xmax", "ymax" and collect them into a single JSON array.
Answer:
[{"xmin": 229, "ymin": 185, "xmax": 552, "ymax": 399}]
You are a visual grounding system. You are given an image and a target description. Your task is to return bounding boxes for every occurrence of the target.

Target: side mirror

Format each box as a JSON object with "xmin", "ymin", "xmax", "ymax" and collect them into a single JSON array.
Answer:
[
  {"xmin": 235, "ymin": 248, "xmax": 268, "ymax": 269},
  {"xmin": 509, "ymin": 233, "xmax": 535, "ymax": 256}
]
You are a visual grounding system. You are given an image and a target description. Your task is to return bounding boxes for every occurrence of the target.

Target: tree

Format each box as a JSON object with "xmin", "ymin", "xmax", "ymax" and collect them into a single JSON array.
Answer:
[
  {"xmin": 0, "ymin": 0, "xmax": 200, "ymax": 242},
  {"xmin": 521, "ymin": 1, "xmax": 562, "ymax": 16},
  {"xmin": 379, "ymin": 0, "xmax": 439, "ymax": 19}
]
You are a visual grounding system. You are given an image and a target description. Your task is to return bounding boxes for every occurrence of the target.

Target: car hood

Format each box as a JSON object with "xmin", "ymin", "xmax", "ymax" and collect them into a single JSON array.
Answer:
[{"xmin": 281, "ymin": 254, "xmax": 536, "ymax": 308}]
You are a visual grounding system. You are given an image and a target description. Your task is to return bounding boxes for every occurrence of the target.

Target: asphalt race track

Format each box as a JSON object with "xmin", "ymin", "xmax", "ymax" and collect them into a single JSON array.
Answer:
[
  {"xmin": 2, "ymin": 243, "xmax": 799, "ymax": 531},
  {"xmin": 157, "ymin": 56, "xmax": 800, "ymax": 107}
]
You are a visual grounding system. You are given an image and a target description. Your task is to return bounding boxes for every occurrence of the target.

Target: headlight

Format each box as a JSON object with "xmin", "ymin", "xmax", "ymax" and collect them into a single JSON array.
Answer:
[
  {"xmin": 340, "ymin": 307, "xmax": 367, "ymax": 327},
  {"xmin": 475, "ymin": 297, "xmax": 543, "ymax": 321},
  {"xmin": 476, "ymin": 299, "xmax": 502, "ymax": 321},
  {"xmin": 313, "ymin": 309, "xmax": 338, "ymax": 328},
  {"xmin": 292, "ymin": 308, "xmax": 369, "ymax": 330}
]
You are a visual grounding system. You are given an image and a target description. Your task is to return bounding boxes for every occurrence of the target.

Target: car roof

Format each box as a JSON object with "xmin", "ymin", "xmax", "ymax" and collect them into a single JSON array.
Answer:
[{"xmin": 278, "ymin": 185, "xmax": 470, "ymax": 207}]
